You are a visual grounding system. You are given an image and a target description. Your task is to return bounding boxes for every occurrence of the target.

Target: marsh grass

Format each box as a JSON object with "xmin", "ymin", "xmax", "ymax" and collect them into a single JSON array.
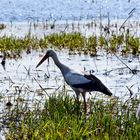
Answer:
[
  {"xmin": 45, "ymin": 31, "xmax": 140, "ymax": 55},
  {"xmin": 0, "ymin": 31, "xmax": 139, "ymax": 59},
  {"xmin": 0, "ymin": 21, "xmax": 140, "ymax": 57},
  {"xmin": 3, "ymin": 90, "xmax": 140, "ymax": 140}
]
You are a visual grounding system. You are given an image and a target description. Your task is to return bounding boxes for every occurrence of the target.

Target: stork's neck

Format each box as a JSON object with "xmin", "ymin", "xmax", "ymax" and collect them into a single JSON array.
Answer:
[{"xmin": 51, "ymin": 53, "xmax": 70, "ymax": 74}]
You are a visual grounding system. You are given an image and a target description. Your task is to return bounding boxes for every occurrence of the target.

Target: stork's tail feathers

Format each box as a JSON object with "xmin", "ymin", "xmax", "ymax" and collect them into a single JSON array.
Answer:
[{"xmin": 85, "ymin": 74, "xmax": 112, "ymax": 96}]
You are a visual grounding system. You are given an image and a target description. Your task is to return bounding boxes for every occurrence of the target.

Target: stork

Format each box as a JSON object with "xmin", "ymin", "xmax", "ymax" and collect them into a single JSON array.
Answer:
[{"xmin": 36, "ymin": 50, "xmax": 112, "ymax": 113}]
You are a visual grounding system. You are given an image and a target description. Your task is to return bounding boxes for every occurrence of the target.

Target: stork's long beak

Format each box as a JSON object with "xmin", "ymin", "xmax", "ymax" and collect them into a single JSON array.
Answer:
[{"xmin": 36, "ymin": 54, "xmax": 48, "ymax": 68}]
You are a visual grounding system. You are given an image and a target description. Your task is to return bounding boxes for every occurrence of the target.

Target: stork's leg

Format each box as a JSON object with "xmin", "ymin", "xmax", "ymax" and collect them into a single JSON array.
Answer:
[
  {"xmin": 76, "ymin": 93, "xmax": 80, "ymax": 102},
  {"xmin": 82, "ymin": 92, "xmax": 87, "ymax": 114},
  {"xmin": 74, "ymin": 91, "xmax": 81, "ymax": 114},
  {"xmin": 75, "ymin": 91, "xmax": 80, "ymax": 103}
]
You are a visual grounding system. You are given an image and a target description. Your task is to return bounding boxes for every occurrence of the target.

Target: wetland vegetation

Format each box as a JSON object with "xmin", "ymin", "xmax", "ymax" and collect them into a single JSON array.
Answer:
[
  {"xmin": 0, "ymin": 29, "xmax": 140, "ymax": 60},
  {"xmin": 0, "ymin": 20, "xmax": 140, "ymax": 139},
  {"xmin": 3, "ymin": 90, "xmax": 140, "ymax": 139}
]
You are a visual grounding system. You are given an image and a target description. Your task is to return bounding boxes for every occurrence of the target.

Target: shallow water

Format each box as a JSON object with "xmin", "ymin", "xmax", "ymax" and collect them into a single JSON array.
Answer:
[
  {"xmin": 0, "ymin": 49, "xmax": 139, "ymax": 104},
  {"xmin": 0, "ymin": 0, "xmax": 140, "ymax": 22},
  {"xmin": 1, "ymin": 19, "xmax": 140, "ymax": 38}
]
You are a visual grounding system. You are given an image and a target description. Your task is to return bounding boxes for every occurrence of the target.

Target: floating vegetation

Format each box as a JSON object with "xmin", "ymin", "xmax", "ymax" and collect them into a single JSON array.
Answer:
[{"xmin": 3, "ymin": 91, "xmax": 140, "ymax": 139}]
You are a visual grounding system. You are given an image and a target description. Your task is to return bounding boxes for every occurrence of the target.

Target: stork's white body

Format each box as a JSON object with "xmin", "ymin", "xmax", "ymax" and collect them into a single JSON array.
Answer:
[{"xmin": 36, "ymin": 50, "xmax": 112, "ymax": 113}]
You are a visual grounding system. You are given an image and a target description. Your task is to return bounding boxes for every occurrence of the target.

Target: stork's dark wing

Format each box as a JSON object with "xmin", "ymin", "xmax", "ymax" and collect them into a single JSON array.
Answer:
[{"xmin": 72, "ymin": 74, "xmax": 112, "ymax": 96}]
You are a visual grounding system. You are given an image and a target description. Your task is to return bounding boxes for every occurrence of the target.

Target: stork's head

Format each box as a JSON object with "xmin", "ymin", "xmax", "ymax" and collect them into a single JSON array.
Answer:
[{"xmin": 36, "ymin": 49, "xmax": 56, "ymax": 68}]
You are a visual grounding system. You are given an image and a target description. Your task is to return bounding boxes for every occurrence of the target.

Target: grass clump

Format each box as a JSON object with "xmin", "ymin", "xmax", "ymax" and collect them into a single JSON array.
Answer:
[
  {"xmin": 45, "ymin": 32, "xmax": 140, "ymax": 56},
  {"xmin": 3, "ymin": 91, "xmax": 140, "ymax": 140},
  {"xmin": 46, "ymin": 32, "xmax": 85, "ymax": 53},
  {"xmin": 0, "ymin": 31, "xmax": 140, "ymax": 58},
  {"xmin": 0, "ymin": 36, "xmax": 48, "ymax": 58}
]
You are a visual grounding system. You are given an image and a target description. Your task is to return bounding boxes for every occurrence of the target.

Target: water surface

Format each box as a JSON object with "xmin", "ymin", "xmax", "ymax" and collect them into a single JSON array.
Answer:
[{"xmin": 0, "ymin": 0, "xmax": 139, "ymax": 22}]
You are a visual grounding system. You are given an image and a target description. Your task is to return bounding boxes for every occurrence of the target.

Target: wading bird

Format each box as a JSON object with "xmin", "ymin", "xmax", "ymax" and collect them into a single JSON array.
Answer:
[{"xmin": 36, "ymin": 50, "xmax": 112, "ymax": 113}]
